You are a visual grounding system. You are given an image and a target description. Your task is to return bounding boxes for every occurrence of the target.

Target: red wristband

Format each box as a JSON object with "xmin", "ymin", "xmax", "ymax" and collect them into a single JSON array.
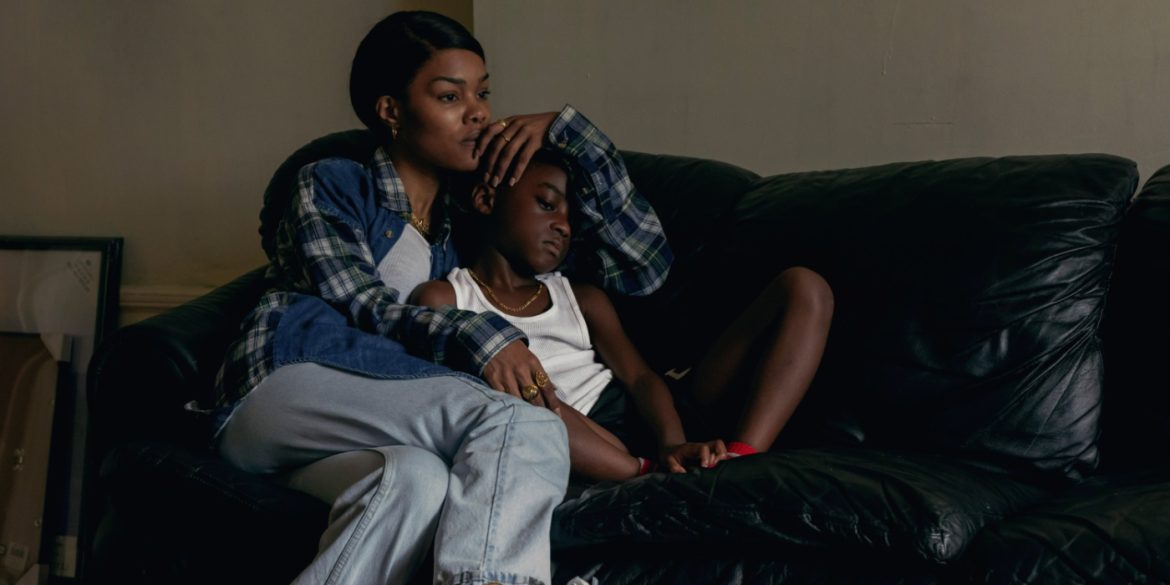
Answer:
[
  {"xmin": 637, "ymin": 457, "xmax": 655, "ymax": 476},
  {"xmin": 726, "ymin": 441, "xmax": 759, "ymax": 457}
]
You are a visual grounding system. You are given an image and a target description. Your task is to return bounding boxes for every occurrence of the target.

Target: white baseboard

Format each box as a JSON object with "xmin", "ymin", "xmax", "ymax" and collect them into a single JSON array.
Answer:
[{"xmin": 118, "ymin": 284, "xmax": 212, "ymax": 326}]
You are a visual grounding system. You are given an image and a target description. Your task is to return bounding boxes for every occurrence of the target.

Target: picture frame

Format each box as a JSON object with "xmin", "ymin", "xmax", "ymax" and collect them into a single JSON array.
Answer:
[{"xmin": 0, "ymin": 236, "xmax": 122, "ymax": 584}]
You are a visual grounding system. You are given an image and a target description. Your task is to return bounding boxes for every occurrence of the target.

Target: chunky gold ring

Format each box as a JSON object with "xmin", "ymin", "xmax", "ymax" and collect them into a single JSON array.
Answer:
[
  {"xmin": 534, "ymin": 371, "xmax": 550, "ymax": 388},
  {"xmin": 498, "ymin": 119, "xmax": 509, "ymax": 128},
  {"xmin": 521, "ymin": 384, "xmax": 539, "ymax": 401}
]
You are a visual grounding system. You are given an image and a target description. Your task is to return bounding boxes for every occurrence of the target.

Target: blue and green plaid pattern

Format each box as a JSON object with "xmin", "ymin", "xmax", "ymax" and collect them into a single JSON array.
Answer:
[{"xmin": 551, "ymin": 106, "xmax": 673, "ymax": 296}]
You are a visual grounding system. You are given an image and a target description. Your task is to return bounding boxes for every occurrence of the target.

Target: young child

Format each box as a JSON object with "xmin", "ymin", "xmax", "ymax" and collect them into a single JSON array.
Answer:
[{"xmin": 411, "ymin": 150, "xmax": 833, "ymax": 481}]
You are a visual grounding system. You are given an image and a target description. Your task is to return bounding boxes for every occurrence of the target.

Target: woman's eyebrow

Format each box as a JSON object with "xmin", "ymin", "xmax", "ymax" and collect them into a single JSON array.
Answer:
[{"xmin": 429, "ymin": 73, "xmax": 490, "ymax": 86}]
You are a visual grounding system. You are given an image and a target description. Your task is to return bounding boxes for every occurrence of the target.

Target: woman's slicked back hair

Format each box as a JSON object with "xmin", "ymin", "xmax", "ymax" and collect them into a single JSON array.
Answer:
[{"xmin": 349, "ymin": 11, "xmax": 483, "ymax": 137}]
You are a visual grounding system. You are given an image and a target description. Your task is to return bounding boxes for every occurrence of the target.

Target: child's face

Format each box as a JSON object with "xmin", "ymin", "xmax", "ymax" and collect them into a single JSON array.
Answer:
[{"xmin": 490, "ymin": 161, "xmax": 571, "ymax": 275}]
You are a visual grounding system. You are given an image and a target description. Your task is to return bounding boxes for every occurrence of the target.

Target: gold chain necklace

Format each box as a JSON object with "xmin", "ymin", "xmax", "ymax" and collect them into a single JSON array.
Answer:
[
  {"xmin": 409, "ymin": 213, "xmax": 430, "ymax": 237},
  {"xmin": 468, "ymin": 269, "xmax": 545, "ymax": 313}
]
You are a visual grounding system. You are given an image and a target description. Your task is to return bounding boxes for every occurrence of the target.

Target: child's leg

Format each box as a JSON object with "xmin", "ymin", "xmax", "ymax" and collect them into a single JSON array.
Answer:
[
  {"xmin": 690, "ymin": 266, "xmax": 833, "ymax": 452},
  {"xmin": 578, "ymin": 408, "xmax": 629, "ymax": 452},
  {"xmin": 559, "ymin": 404, "xmax": 642, "ymax": 481}
]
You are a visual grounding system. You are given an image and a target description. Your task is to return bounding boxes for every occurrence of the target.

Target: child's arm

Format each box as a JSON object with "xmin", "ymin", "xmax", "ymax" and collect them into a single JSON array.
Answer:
[{"xmin": 572, "ymin": 282, "xmax": 726, "ymax": 471}]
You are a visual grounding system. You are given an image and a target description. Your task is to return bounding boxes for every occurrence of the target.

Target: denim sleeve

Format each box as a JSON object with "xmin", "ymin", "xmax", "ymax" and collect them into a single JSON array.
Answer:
[
  {"xmin": 273, "ymin": 160, "xmax": 525, "ymax": 374},
  {"xmin": 548, "ymin": 105, "xmax": 674, "ymax": 297}
]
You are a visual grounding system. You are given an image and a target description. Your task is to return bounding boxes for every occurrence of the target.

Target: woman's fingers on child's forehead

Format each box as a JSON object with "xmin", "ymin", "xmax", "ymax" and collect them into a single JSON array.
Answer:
[
  {"xmin": 481, "ymin": 143, "xmax": 501, "ymax": 183},
  {"xmin": 507, "ymin": 146, "xmax": 537, "ymax": 187},
  {"xmin": 488, "ymin": 141, "xmax": 516, "ymax": 186},
  {"xmin": 480, "ymin": 129, "xmax": 509, "ymax": 182},
  {"xmin": 492, "ymin": 137, "xmax": 527, "ymax": 187}
]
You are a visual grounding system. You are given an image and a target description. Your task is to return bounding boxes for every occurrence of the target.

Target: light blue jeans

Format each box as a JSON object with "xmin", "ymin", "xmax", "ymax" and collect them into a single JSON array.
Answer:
[{"xmin": 218, "ymin": 363, "xmax": 570, "ymax": 585}]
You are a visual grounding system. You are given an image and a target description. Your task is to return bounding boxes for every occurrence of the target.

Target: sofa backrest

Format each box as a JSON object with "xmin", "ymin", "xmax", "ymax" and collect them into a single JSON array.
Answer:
[
  {"xmin": 621, "ymin": 154, "xmax": 1138, "ymax": 482},
  {"xmin": 95, "ymin": 125, "xmax": 1143, "ymax": 485},
  {"xmin": 1101, "ymin": 164, "xmax": 1170, "ymax": 472}
]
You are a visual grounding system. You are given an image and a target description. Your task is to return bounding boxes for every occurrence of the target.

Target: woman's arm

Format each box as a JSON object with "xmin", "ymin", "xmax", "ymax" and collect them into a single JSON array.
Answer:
[
  {"xmin": 409, "ymin": 277, "xmax": 560, "ymax": 410},
  {"xmin": 551, "ymin": 106, "xmax": 673, "ymax": 297},
  {"xmin": 572, "ymin": 282, "xmax": 723, "ymax": 471},
  {"xmin": 273, "ymin": 160, "xmax": 523, "ymax": 376}
]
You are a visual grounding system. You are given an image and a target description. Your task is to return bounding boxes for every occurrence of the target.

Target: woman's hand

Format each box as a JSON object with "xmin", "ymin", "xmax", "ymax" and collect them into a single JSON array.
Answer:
[
  {"xmin": 476, "ymin": 112, "xmax": 559, "ymax": 189},
  {"xmin": 482, "ymin": 339, "xmax": 562, "ymax": 413},
  {"xmin": 659, "ymin": 439, "xmax": 729, "ymax": 473}
]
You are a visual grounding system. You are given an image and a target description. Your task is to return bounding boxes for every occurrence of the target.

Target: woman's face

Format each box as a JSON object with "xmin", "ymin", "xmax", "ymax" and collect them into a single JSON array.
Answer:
[{"xmin": 394, "ymin": 48, "xmax": 490, "ymax": 173}]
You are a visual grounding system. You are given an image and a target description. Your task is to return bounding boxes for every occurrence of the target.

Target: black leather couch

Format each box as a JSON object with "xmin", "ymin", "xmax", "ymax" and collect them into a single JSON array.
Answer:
[{"xmin": 86, "ymin": 130, "xmax": 1170, "ymax": 584}]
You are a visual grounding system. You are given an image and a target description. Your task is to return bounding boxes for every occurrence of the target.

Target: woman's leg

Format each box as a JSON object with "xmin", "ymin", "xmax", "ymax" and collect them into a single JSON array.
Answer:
[
  {"xmin": 689, "ymin": 266, "xmax": 834, "ymax": 451},
  {"xmin": 219, "ymin": 363, "xmax": 569, "ymax": 585},
  {"xmin": 281, "ymin": 447, "xmax": 448, "ymax": 585}
]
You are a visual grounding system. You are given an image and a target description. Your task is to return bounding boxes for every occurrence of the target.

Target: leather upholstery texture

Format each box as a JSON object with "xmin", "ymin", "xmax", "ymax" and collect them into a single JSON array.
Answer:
[
  {"xmin": 626, "ymin": 155, "xmax": 1136, "ymax": 482},
  {"xmin": 86, "ymin": 132, "xmax": 1169, "ymax": 584}
]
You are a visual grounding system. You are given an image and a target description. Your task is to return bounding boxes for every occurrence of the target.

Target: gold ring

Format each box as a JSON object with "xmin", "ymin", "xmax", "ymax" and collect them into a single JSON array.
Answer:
[
  {"xmin": 534, "ymin": 371, "xmax": 549, "ymax": 388},
  {"xmin": 521, "ymin": 384, "xmax": 539, "ymax": 401},
  {"xmin": 498, "ymin": 119, "xmax": 509, "ymax": 128},
  {"xmin": 502, "ymin": 135, "xmax": 511, "ymax": 143}
]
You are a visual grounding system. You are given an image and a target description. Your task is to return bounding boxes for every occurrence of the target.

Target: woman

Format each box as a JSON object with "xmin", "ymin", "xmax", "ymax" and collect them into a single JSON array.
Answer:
[{"xmin": 211, "ymin": 11, "xmax": 672, "ymax": 585}]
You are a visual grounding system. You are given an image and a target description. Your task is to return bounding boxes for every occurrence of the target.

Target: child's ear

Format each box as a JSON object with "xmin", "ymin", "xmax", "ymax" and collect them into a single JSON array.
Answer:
[{"xmin": 471, "ymin": 183, "xmax": 496, "ymax": 215}]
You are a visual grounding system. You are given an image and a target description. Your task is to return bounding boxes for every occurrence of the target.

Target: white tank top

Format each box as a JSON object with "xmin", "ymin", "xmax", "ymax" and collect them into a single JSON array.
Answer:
[{"xmin": 448, "ymin": 268, "xmax": 613, "ymax": 415}]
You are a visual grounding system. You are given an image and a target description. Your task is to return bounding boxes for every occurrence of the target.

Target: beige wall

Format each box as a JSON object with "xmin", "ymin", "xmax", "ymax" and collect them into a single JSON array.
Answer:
[
  {"xmin": 6, "ymin": 1, "xmax": 1168, "ymax": 306},
  {"xmin": 475, "ymin": 1, "xmax": 1170, "ymax": 181},
  {"xmin": 1, "ymin": 0, "xmax": 471, "ymax": 308}
]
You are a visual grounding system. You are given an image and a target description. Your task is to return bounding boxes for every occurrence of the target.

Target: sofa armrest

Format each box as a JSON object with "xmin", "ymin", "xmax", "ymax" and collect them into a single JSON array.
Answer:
[
  {"xmin": 88, "ymin": 267, "xmax": 271, "ymax": 451},
  {"xmin": 1102, "ymin": 164, "xmax": 1170, "ymax": 471},
  {"xmin": 91, "ymin": 440, "xmax": 326, "ymax": 585}
]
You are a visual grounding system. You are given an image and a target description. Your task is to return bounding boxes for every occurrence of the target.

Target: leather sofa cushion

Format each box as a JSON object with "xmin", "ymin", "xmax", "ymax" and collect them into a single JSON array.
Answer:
[
  {"xmin": 961, "ymin": 467, "xmax": 1170, "ymax": 584},
  {"xmin": 553, "ymin": 448, "xmax": 1046, "ymax": 564},
  {"xmin": 554, "ymin": 543, "xmax": 947, "ymax": 584}
]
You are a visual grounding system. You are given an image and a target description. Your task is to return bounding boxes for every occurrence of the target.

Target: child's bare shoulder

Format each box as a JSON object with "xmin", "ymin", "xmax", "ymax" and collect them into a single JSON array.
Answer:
[
  {"xmin": 410, "ymin": 279, "xmax": 456, "ymax": 308},
  {"xmin": 569, "ymin": 280, "xmax": 613, "ymax": 314}
]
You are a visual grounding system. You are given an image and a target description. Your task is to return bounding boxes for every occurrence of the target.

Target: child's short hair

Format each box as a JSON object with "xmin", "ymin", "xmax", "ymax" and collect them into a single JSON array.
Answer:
[
  {"xmin": 448, "ymin": 148, "xmax": 577, "ymax": 213},
  {"xmin": 528, "ymin": 148, "xmax": 577, "ymax": 188},
  {"xmin": 448, "ymin": 148, "xmax": 577, "ymax": 263}
]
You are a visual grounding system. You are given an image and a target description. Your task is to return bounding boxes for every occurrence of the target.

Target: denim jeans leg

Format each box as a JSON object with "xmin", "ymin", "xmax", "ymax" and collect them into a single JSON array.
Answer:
[
  {"xmin": 433, "ymin": 388, "xmax": 570, "ymax": 585},
  {"xmin": 282, "ymin": 446, "xmax": 448, "ymax": 585},
  {"xmin": 218, "ymin": 363, "xmax": 570, "ymax": 585}
]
